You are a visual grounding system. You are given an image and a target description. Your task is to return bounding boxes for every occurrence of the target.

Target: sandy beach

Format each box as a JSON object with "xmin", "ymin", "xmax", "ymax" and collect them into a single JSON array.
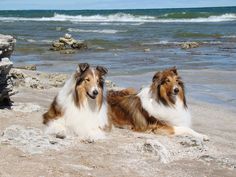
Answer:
[{"xmin": 0, "ymin": 68, "xmax": 235, "ymax": 177}]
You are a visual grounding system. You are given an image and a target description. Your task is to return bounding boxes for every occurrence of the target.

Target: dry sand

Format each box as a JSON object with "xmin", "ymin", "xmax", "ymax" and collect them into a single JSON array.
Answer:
[{"xmin": 0, "ymin": 69, "xmax": 235, "ymax": 177}]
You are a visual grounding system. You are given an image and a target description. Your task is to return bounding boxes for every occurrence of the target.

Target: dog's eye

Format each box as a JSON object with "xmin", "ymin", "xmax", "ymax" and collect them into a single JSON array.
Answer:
[
  {"xmin": 166, "ymin": 79, "xmax": 170, "ymax": 83},
  {"xmin": 85, "ymin": 78, "xmax": 90, "ymax": 82}
]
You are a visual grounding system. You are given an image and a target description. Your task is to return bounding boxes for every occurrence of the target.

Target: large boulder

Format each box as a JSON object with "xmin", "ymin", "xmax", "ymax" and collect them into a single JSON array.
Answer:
[{"xmin": 0, "ymin": 34, "xmax": 16, "ymax": 106}]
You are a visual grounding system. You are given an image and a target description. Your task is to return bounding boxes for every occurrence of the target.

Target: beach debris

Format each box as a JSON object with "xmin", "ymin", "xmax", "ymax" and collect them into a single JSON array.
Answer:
[
  {"xmin": 50, "ymin": 33, "xmax": 88, "ymax": 53},
  {"xmin": 0, "ymin": 125, "xmax": 75, "ymax": 154},
  {"xmin": 14, "ymin": 64, "xmax": 37, "ymax": 71},
  {"xmin": 0, "ymin": 34, "xmax": 16, "ymax": 106},
  {"xmin": 181, "ymin": 42, "xmax": 200, "ymax": 49}
]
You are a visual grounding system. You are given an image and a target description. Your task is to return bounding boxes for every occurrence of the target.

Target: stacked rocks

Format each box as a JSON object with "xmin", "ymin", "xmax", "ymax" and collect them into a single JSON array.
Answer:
[
  {"xmin": 181, "ymin": 42, "xmax": 200, "ymax": 49},
  {"xmin": 50, "ymin": 33, "xmax": 88, "ymax": 53},
  {"xmin": 0, "ymin": 34, "xmax": 16, "ymax": 106}
]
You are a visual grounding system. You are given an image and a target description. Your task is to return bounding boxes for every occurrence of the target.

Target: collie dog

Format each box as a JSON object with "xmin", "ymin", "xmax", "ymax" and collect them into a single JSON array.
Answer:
[
  {"xmin": 43, "ymin": 63, "xmax": 111, "ymax": 140},
  {"xmin": 107, "ymin": 67, "xmax": 208, "ymax": 141}
]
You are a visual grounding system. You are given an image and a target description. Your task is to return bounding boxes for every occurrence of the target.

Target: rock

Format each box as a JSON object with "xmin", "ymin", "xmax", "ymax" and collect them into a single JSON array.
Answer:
[
  {"xmin": 0, "ymin": 34, "xmax": 16, "ymax": 59},
  {"xmin": 14, "ymin": 64, "xmax": 37, "ymax": 71},
  {"xmin": 181, "ymin": 42, "xmax": 200, "ymax": 49},
  {"xmin": 71, "ymin": 42, "xmax": 88, "ymax": 50},
  {"xmin": 51, "ymin": 41, "xmax": 65, "ymax": 50},
  {"xmin": 0, "ymin": 34, "xmax": 16, "ymax": 106},
  {"xmin": 0, "ymin": 125, "xmax": 75, "ymax": 154},
  {"xmin": 59, "ymin": 37, "xmax": 74, "ymax": 46},
  {"xmin": 64, "ymin": 33, "xmax": 72, "ymax": 39},
  {"xmin": 144, "ymin": 48, "xmax": 150, "ymax": 52},
  {"xmin": 138, "ymin": 139, "xmax": 171, "ymax": 164},
  {"xmin": 10, "ymin": 68, "xmax": 25, "ymax": 80},
  {"xmin": 51, "ymin": 33, "xmax": 88, "ymax": 53}
]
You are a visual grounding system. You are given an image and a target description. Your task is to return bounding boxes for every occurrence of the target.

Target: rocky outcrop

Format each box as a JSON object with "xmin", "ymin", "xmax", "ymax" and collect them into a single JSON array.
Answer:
[
  {"xmin": 181, "ymin": 42, "xmax": 200, "ymax": 49},
  {"xmin": 0, "ymin": 34, "xmax": 15, "ymax": 59},
  {"xmin": 50, "ymin": 33, "xmax": 88, "ymax": 53},
  {"xmin": 0, "ymin": 34, "xmax": 16, "ymax": 106},
  {"xmin": 14, "ymin": 64, "xmax": 37, "ymax": 71}
]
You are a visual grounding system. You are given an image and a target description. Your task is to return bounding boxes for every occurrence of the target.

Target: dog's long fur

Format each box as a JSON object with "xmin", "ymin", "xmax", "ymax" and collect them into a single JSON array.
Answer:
[
  {"xmin": 43, "ymin": 63, "xmax": 111, "ymax": 140},
  {"xmin": 107, "ymin": 67, "xmax": 208, "ymax": 140}
]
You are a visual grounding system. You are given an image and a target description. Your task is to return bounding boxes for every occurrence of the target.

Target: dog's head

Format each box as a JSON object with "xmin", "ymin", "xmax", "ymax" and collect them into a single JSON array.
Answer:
[
  {"xmin": 151, "ymin": 67, "xmax": 186, "ymax": 107},
  {"xmin": 75, "ymin": 63, "xmax": 108, "ymax": 100}
]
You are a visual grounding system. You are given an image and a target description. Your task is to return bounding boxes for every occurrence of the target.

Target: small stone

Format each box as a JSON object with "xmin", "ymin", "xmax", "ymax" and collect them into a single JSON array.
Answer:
[
  {"xmin": 144, "ymin": 48, "xmax": 150, "ymax": 52},
  {"xmin": 64, "ymin": 33, "xmax": 72, "ymax": 39},
  {"xmin": 1, "ymin": 57, "xmax": 10, "ymax": 62}
]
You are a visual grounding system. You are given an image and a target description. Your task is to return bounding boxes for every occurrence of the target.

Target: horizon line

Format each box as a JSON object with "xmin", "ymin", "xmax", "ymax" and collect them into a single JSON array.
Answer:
[{"xmin": 0, "ymin": 5, "xmax": 235, "ymax": 11}]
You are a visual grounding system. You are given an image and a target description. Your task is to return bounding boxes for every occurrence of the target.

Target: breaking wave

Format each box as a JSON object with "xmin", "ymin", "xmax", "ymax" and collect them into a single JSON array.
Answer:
[
  {"xmin": 0, "ymin": 13, "xmax": 236, "ymax": 23},
  {"xmin": 67, "ymin": 28, "xmax": 127, "ymax": 34}
]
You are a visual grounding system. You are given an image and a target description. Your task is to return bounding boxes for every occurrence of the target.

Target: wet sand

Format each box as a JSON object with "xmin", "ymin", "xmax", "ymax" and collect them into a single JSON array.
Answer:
[{"xmin": 0, "ymin": 69, "xmax": 235, "ymax": 177}]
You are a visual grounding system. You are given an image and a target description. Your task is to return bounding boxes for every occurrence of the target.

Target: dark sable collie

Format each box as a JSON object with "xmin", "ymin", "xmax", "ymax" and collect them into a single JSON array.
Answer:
[
  {"xmin": 43, "ymin": 63, "xmax": 111, "ymax": 140},
  {"xmin": 107, "ymin": 67, "xmax": 208, "ymax": 140}
]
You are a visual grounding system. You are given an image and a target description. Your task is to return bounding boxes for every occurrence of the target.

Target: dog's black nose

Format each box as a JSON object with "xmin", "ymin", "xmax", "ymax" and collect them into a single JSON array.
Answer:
[
  {"xmin": 93, "ymin": 90, "xmax": 98, "ymax": 96},
  {"xmin": 174, "ymin": 88, "xmax": 179, "ymax": 94}
]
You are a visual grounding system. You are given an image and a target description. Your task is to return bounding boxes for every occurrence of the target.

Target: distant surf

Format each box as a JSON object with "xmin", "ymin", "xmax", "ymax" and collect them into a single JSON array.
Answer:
[
  {"xmin": 67, "ymin": 28, "xmax": 127, "ymax": 34},
  {"xmin": 0, "ymin": 12, "xmax": 236, "ymax": 23}
]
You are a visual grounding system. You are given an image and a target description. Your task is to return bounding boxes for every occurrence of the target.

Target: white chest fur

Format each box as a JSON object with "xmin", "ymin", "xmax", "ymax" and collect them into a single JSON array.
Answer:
[
  {"xmin": 45, "ymin": 75, "xmax": 109, "ymax": 140},
  {"xmin": 138, "ymin": 87, "xmax": 191, "ymax": 127}
]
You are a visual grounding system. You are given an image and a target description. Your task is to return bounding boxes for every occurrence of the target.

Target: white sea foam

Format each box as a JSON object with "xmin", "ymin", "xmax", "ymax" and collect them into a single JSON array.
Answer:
[
  {"xmin": 222, "ymin": 35, "xmax": 236, "ymax": 38},
  {"xmin": 142, "ymin": 40, "xmax": 222, "ymax": 46},
  {"xmin": 99, "ymin": 22, "xmax": 144, "ymax": 26},
  {"xmin": 142, "ymin": 41, "xmax": 182, "ymax": 45},
  {"xmin": 0, "ymin": 13, "xmax": 235, "ymax": 23},
  {"xmin": 67, "ymin": 28, "xmax": 126, "ymax": 34},
  {"xmin": 18, "ymin": 37, "xmax": 52, "ymax": 44}
]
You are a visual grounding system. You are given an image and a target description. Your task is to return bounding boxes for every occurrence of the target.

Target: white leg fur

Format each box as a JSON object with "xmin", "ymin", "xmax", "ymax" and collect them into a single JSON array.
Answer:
[
  {"xmin": 44, "ymin": 118, "xmax": 66, "ymax": 138},
  {"xmin": 174, "ymin": 126, "xmax": 209, "ymax": 141}
]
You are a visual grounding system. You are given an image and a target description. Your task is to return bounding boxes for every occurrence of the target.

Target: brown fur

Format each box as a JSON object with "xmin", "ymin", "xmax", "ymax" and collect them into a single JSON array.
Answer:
[
  {"xmin": 151, "ymin": 67, "xmax": 187, "ymax": 107},
  {"xmin": 43, "ymin": 97, "xmax": 63, "ymax": 125},
  {"xmin": 107, "ymin": 67, "xmax": 186, "ymax": 135}
]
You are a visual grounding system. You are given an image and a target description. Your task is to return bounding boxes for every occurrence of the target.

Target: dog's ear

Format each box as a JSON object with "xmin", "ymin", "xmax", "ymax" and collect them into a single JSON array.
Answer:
[
  {"xmin": 96, "ymin": 66, "xmax": 108, "ymax": 76},
  {"xmin": 169, "ymin": 66, "xmax": 178, "ymax": 75},
  {"xmin": 77, "ymin": 63, "xmax": 90, "ymax": 73},
  {"xmin": 152, "ymin": 71, "xmax": 162, "ymax": 84}
]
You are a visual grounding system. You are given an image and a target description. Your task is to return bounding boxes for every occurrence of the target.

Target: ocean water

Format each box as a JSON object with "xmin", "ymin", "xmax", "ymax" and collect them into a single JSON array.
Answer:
[{"xmin": 0, "ymin": 7, "xmax": 236, "ymax": 76}]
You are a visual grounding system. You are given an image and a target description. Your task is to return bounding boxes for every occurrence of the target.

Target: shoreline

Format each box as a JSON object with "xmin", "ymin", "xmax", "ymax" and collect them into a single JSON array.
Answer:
[{"xmin": 0, "ymin": 68, "xmax": 235, "ymax": 176}]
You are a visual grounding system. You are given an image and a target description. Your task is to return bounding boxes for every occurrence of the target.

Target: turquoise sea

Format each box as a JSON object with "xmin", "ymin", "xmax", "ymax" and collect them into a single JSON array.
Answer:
[{"xmin": 0, "ymin": 6, "xmax": 236, "ymax": 75}]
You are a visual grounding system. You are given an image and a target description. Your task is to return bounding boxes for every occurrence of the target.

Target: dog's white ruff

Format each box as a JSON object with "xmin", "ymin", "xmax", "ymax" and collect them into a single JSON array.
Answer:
[
  {"xmin": 138, "ymin": 87, "xmax": 208, "ymax": 141},
  {"xmin": 45, "ymin": 74, "xmax": 109, "ymax": 141}
]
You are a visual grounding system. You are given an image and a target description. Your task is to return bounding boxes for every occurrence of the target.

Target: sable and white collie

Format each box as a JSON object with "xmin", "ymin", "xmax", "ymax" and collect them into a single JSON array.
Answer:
[
  {"xmin": 43, "ymin": 63, "xmax": 111, "ymax": 140},
  {"xmin": 107, "ymin": 67, "xmax": 208, "ymax": 141}
]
